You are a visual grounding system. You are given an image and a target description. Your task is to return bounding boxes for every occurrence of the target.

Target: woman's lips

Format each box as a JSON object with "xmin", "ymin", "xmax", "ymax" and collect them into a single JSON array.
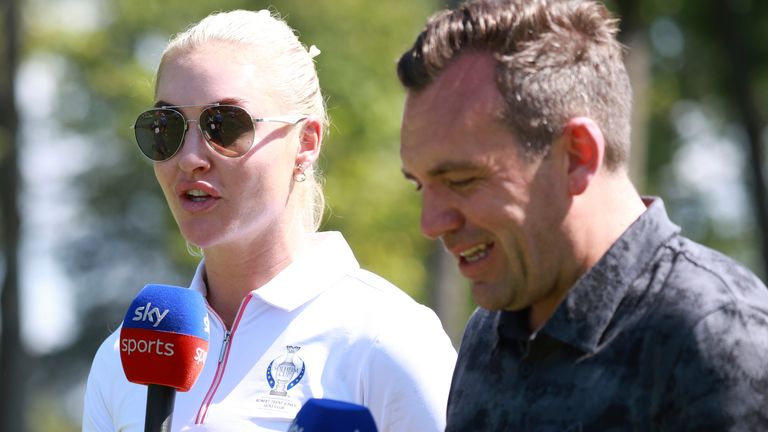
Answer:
[{"xmin": 177, "ymin": 183, "xmax": 220, "ymax": 212}]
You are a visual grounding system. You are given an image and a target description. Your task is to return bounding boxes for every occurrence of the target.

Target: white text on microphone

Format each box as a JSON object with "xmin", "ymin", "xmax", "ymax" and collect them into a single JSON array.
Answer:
[
  {"xmin": 132, "ymin": 302, "xmax": 170, "ymax": 328},
  {"xmin": 121, "ymin": 338, "xmax": 175, "ymax": 356}
]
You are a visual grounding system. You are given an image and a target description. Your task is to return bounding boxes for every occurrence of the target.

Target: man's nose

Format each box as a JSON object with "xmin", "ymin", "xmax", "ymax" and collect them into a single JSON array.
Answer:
[{"xmin": 420, "ymin": 188, "xmax": 463, "ymax": 240}]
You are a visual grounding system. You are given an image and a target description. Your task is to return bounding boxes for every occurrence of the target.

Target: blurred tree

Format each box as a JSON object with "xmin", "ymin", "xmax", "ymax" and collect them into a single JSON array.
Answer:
[
  {"xmin": 613, "ymin": 0, "xmax": 652, "ymax": 190},
  {"xmin": 715, "ymin": 0, "xmax": 768, "ymax": 275},
  {"xmin": 637, "ymin": 0, "xmax": 768, "ymax": 276},
  {"xmin": 11, "ymin": 0, "xmax": 768, "ymax": 430},
  {"xmin": 0, "ymin": 0, "xmax": 27, "ymax": 430}
]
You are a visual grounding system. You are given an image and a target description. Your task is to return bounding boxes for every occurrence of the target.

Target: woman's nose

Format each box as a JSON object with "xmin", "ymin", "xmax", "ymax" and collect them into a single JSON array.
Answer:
[{"xmin": 174, "ymin": 121, "xmax": 211, "ymax": 173}]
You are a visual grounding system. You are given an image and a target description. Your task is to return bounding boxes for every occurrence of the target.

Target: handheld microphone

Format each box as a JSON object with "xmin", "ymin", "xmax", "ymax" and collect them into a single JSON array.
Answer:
[
  {"xmin": 288, "ymin": 398, "xmax": 378, "ymax": 432},
  {"xmin": 119, "ymin": 284, "xmax": 210, "ymax": 432}
]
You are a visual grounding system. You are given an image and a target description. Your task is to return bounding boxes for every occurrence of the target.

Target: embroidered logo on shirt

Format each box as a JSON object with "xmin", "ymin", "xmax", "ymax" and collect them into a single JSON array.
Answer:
[
  {"xmin": 251, "ymin": 345, "xmax": 306, "ymax": 420},
  {"xmin": 267, "ymin": 345, "xmax": 306, "ymax": 396}
]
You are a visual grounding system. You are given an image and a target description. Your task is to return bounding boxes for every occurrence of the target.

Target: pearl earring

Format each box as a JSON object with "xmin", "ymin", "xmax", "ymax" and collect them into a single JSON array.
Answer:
[{"xmin": 294, "ymin": 163, "xmax": 307, "ymax": 183}]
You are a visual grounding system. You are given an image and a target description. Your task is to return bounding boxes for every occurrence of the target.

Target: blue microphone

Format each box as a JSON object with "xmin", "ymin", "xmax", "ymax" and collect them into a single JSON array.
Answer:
[
  {"xmin": 288, "ymin": 398, "xmax": 378, "ymax": 432},
  {"xmin": 120, "ymin": 284, "xmax": 210, "ymax": 432}
]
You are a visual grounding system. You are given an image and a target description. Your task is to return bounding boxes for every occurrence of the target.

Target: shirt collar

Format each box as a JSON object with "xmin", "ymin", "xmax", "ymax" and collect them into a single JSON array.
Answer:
[
  {"xmin": 546, "ymin": 197, "xmax": 681, "ymax": 352},
  {"xmin": 189, "ymin": 231, "xmax": 360, "ymax": 312},
  {"xmin": 496, "ymin": 197, "xmax": 681, "ymax": 352}
]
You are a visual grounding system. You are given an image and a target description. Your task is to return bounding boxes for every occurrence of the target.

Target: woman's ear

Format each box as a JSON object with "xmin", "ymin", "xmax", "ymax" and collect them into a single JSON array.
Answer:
[
  {"xmin": 562, "ymin": 117, "xmax": 605, "ymax": 196},
  {"xmin": 294, "ymin": 116, "xmax": 323, "ymax": 168}
]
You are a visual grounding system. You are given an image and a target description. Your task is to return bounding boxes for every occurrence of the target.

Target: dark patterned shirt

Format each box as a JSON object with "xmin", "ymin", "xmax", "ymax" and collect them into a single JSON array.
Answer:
[{"xmin": 446, "ymin": 198, "xmax": 768, "ymax": 431}]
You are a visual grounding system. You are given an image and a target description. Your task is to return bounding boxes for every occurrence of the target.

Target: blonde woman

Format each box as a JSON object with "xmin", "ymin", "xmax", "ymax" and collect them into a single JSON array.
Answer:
[{"xmin": 83, "ymin": 9, "xmax": 456, "ymax": 432}]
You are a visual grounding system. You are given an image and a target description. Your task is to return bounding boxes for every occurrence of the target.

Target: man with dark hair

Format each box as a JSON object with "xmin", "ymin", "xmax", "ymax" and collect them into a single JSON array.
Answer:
[{"xmin": 397, "ymin": 0, "xmax": 768, "ymax": 430}]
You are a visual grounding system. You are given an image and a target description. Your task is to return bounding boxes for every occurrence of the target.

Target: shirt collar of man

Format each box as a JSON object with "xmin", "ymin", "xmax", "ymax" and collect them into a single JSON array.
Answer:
[{"xmin": 497, "ymin": 197, "xmax": 681, "ymax": 353}]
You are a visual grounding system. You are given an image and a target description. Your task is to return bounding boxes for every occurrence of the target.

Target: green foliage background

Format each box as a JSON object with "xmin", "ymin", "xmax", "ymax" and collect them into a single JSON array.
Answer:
[{"xmin": 10, "ymin": 0, "xmax": 768, "ymax": 430}]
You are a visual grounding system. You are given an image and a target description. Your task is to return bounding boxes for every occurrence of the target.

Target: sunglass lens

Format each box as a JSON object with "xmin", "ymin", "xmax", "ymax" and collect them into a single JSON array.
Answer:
[
  {"xmin": 200, "ymin": 106, "xmax": 255, "ymax": 157},
  {"xmin": 134, "ymin": 109, "xmax": 186, "ymax": 161}
]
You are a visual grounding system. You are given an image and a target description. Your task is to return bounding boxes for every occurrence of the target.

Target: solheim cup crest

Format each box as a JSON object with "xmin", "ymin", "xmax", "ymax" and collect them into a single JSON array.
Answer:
[
  {"xmin": 267, "ymin": 345, "xmax": 305, "ymax": 396},
  {"xmin": 253, "ymin": 345, "xmax": 305, "ymax": 418}
]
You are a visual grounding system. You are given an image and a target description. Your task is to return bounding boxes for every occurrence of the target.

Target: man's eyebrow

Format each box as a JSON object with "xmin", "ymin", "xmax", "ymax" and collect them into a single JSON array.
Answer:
[
  {"xmin": 401, "ymin": 168, "xmax": 418, "ymax": 182},
  {"xmin": 427, "ymin": 161, "xmax": 478, "ymax": 177},
  {"xmin": 401, "ymin": 160, "xmax": 479, "ymax": 183}
]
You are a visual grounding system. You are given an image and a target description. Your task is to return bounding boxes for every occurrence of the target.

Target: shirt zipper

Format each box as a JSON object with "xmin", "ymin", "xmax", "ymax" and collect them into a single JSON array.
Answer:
[
  {"xmin": 195, "ymin": 294, "xmax": 254, "ymax": 424},
  {"xmin": 218, "ymin": 331, "xmax": 231, "ymax": 363}
]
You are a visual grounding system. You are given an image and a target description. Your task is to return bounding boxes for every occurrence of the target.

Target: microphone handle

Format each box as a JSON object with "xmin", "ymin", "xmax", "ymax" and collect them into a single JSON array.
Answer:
[{"xmin": 144, "ymin": 384, "xmax": 177, "ymax": 432}]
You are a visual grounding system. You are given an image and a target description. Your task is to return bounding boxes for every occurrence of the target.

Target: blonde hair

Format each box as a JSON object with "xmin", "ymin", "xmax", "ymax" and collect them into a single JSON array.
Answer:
[{"xmin": 158, "ymin": 9, "xmax": 327, "ymax": 232}]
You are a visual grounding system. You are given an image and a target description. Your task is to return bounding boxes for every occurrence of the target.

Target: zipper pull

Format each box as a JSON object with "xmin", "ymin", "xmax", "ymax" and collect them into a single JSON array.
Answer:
[{"xmin": 218, "ymin": 331, "xmax": 231, "ymax": 363}]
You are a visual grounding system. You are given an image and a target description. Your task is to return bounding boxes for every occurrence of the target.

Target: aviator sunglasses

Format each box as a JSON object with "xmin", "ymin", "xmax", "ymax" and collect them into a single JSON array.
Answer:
[{"xmin": 133, "ymin": 103, "xmax": 307, "ymax": 161}]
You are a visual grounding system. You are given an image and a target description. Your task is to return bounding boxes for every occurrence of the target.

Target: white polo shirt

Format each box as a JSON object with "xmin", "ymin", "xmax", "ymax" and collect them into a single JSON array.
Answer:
[{"xmin": 83, "ymin": 231, "xmax": 457, "ymax": 431}]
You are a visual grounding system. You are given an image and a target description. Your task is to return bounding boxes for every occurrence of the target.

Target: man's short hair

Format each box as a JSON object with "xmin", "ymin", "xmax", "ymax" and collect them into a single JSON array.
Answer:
[{"xmin": 397, "ymin": 0, "xmax": 632, "ymax": 169}]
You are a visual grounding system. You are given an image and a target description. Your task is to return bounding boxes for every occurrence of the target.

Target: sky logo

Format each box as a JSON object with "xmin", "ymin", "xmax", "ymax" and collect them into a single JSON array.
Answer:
[{"xmin": 132, "ymin": 302, "xmax": 170, "ymax": 328}]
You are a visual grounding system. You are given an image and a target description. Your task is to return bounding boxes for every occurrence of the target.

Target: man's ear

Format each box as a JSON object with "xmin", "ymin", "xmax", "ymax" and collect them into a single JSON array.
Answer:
[
  {"xmin": 562, "ymin": 117, "xmax": 605, "ymax": 196},
  {"xmin": 294, "ymin": 116, "xmax": 323, "ymax": 168}
]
